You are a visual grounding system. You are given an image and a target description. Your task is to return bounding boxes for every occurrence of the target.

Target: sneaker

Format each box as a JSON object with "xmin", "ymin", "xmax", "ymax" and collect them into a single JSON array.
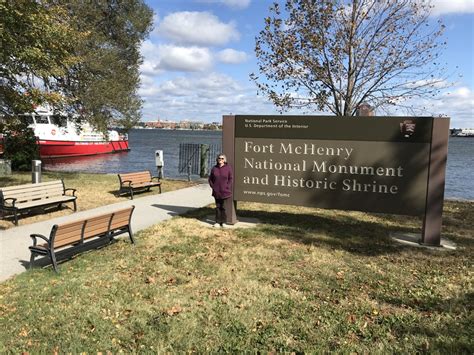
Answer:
[
  {"xmin": 212, "ymin": 223, "xmax": 219, "ymax": 228},
  {"xmin": 220, "ymin": 223, "xmax": 229, "ymax": 228}
]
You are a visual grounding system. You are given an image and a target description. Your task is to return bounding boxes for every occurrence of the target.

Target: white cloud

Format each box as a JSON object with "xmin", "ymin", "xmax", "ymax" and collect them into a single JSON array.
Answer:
[
  {"xmin": 140, "ymin": 40, "xmax": 162, "ymax": 75},
  {"xmin": 217, "ymin": 48, "xmax": 249, "ymax": 64},
  {"xmin": 152, "ymin": 13, "xmax": 160, "ymax": 28},
  {"xmin": 142, "ymin": 73, "xmax": 240, "ymax": 99},
  {"xmin": 140, "ymin": 73, "xmax": 283, "ymax": 121},
  {"xmin": 404, "ymin": 78, "xmax": 450, "ymax": 89},
  {"xmin": 140, "ymin": 60, "xmax": 160, "ymax": 76},
  {"xmin": 157, "ymin": 11, "xmax": 239, "ymax": 46},
  {"xmin": 198, "ymin": 0, "xmax": 251, "ymax": 10},
  {"xmin": 158, "ymin": 45, "xmax": 213, "ymax": 72},
  {"xmin": 140, "ymin": 41, "xmax": 213, "ymax": 73},
  {"xmin": 430, "ymin": 0, "xmax": 474, "ymax": 16},
  {"xmin": 437, "ymin": 87, "xmax": 474, "ymax": 127},
  {"xmin": 448, "ymin": 86, "xmax": 472, "ymax": 99},
  {"xmin": 387, "ymin": 86, "xmax": 474, "ymax": 127}
]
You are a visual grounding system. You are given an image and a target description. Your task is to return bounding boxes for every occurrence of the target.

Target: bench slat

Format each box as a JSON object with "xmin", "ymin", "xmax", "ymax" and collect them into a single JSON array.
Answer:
[
  {"xmin": 1, "ymin": 181, "xmax": 63, "ymax": 191},
  {"xmin": 1, "ymin": 181, "xmax": 65, "ymax": 201},
  {"xmin": 14, "ymin": 196, "xmax": 75, "ymax": 210},
  {"xmin": 131, "ymin": 178, "xmax": 150, "ymax": 184},
  {"xmin": 54, "ymin": 221, "xmax": 85, "ymax": 248},
  {"xmin": 110, "ymin": 217, "xmax": 130, "ymax": 229},
  {"xmin": 110, "ymin": 208, "xmax": 134, "ymax": 229},
  {"xmin": 130, "ymin": 182, "xmax": 159, "ymax": 188},
  {"xmin": 120, "ymin": 171, "xmax": 150, "ymax": 177},
  {"xmin": 119, "ymin": 171, "xmax": 151, "ymax": 181},
  {"xmin": 83, "ymin": 215, "xmax": 112, "ymax": 240},
  {"xmin": 0, "ymin": 180, "xmax": 63, "ymax": 192},
  {"xmin": 7, "ymin": 189, "xmax": 64, "ymax": 202}
]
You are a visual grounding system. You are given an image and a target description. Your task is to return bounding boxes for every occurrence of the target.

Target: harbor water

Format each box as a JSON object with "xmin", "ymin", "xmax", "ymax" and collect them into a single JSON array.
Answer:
[{"xmin": 43, "ymin": 129, "xmax": 474, "ymax": 201}]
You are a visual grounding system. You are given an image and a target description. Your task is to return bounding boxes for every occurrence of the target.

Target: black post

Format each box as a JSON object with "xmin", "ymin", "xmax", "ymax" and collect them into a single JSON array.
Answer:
[
  {"xmin": 200, "ymin": 144, "xmax": 209, "ymax": 178},
  {"xmin": 187, "ymin": 162, "xmax": 192, "ymax": 182}
]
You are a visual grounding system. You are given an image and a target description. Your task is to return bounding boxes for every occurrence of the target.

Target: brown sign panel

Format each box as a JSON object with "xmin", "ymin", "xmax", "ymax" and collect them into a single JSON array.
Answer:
[{"xmin": 233, "ymin": 115, "xmax": 434, "ymax": 216}]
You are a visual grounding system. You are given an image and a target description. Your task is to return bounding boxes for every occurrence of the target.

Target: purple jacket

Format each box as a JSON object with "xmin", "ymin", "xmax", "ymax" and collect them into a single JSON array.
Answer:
[{"xmin": 208, "ymin": 163, "xmax": 233, "ymax": 199}]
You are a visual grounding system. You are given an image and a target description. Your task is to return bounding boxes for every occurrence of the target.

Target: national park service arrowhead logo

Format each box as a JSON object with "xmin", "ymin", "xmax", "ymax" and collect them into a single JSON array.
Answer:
[{"xmin": 400, "ymin": 119, "xmax": 416, "ymax": 138}]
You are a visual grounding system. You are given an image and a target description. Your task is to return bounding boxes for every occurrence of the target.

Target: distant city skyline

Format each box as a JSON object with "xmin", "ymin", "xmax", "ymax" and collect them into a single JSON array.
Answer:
[
  {"xmin": 140, "ymin": 118, "xmax": 221, "ymax": 130},
  {"xmin": 140, "ymin": 0, "xmax": 474, "ymax": 127}
]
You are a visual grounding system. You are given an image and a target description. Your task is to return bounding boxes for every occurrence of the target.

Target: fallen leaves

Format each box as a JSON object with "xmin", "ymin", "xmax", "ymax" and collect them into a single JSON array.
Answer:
[
  {"xmin": 145, "ymin": 276, "xmax": 156, "ymax": 284},
  {"xmin": 165, "ymin": 305, "xmax": 183, "ymax": 316},
  {"xmin": 209, "ymin": 287, "xmax": 229, "ymax": 298}
]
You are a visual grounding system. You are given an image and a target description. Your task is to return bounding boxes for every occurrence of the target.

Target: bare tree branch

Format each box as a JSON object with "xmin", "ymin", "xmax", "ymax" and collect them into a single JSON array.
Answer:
[{"xmin": 251, "ymin": 0, "xmax": 448, "ymax": 116}]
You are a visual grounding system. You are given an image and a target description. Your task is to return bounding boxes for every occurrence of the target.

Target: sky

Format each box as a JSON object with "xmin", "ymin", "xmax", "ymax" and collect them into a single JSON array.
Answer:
[{"xmin": 139, "ymin": 0, "xmax": 474, "ymax": 128}]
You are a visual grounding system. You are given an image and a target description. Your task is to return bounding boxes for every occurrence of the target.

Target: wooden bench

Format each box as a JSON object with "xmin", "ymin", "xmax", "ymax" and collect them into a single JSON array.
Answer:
[
  {"xmin": 0, "ymin": 180, "xmax": 77, "ymax": 225},
  {"xmin": 117, "ymin": 170, "xmax": 161, "ymax": 199},
  {"xmin": 29, "ymin": 205, "xmax": 135, "ymax": 272}
]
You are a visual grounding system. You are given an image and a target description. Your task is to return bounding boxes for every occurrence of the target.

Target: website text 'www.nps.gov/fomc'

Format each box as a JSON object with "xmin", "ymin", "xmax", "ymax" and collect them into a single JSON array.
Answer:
[{"xmin": 242, "ymin": 190, "xmax": 291, "ymax": 198}]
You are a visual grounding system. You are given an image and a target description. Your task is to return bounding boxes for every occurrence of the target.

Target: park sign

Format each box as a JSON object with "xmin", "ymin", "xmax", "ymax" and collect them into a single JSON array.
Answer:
[{"xmin": 222, "ymin": 115, "xmax": 450, "ymax": 246}]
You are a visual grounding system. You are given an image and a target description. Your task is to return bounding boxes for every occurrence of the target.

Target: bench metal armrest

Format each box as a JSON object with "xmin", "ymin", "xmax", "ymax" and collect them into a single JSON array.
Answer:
[
  {"xmin": 3, "ymin": 197, "xmax": 17, "ymax": 208},
  {"xmin": 121, "ymin": 180, "xmax": 133, "ymax": 187},
  {"xmin": 151, "ymin": 176, "xmax": 160, "ymax": 182},
  {"xmin": 64, "ymin": 188, "xmax": 77, "ymax": 196},
  {"xmin": 30, "ymin": 233, "xmax": 50, "ymax": 247}
]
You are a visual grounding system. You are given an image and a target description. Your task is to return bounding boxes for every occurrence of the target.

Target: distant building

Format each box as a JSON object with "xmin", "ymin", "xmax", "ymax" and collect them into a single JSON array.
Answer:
[
  {"xmin": 145, "ymin": 120, "xmax": 176, "ymax": 129},
  {"xmin": 141, "ymin": 119, "xmax": 221, "ymax": 130},
  {"xmin": 178, "ymin": 120, "xmax": 191, "ymax": 129}
]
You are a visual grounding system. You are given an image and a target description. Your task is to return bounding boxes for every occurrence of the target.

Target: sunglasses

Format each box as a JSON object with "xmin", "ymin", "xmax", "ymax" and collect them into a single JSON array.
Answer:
[{"xmin": 218, "ymin": 157, "xmax": 224, "ymax": 160}]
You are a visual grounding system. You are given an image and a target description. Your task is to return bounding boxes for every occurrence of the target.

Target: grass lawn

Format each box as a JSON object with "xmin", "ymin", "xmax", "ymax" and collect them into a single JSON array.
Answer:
[
  {"xmin": 0, "ymin": 171, "xmax": 196, "ymax": 229},
  {"xmin": 0, "ymin": 195, "xmax": 472, "ymax": 352}
]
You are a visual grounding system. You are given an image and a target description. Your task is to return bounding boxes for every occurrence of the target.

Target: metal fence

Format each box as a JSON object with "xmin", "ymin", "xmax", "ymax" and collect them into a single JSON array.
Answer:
[{"xmin": 178, "ymin": 143, "xmax": 221, "ymax": 177}]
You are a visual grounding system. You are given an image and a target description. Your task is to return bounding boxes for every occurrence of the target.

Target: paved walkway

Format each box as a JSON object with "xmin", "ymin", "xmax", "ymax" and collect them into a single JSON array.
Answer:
[{"xmin": 0, "ymin": 184, "xmax": 214, "ymax": 282}]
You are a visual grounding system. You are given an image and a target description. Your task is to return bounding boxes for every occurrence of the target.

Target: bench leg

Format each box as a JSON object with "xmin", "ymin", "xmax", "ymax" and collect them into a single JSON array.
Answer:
[
  {"xmin": 29, "ymin": 252, "xmax": 36, "ymax": 269},
  {"xmin": 159, "ymin": 185, "xmax": 162, "ymax": 194},
  {"xmin": 130, "ymin": 188, "xmax": 134, "ymax": 200},
  {"xmin": 14, "ymin": 210, "xmax": 18, "ymax": 226},
  {"xmin": 50, "ymin": 250, "xmax": 59, "ymax": 273},
  {"xmin": 73, "ymin": 200, "xmax": 77, "ymax": 212},
  {"xmin": 128, "ymin": 226, "xmax": 135, "ymax": 244}
]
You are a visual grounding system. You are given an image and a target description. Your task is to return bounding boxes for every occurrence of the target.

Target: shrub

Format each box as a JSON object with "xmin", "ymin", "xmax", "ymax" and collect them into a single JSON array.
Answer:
[{"xmin": 1, "ymin": 119, "xmax": 39, "ymax": 171}]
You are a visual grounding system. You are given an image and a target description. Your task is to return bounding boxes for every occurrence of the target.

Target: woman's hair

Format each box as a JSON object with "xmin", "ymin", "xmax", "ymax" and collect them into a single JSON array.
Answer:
[{"xmin": 216, "ymin": 153, "xmax": 227, "ymax": 163}]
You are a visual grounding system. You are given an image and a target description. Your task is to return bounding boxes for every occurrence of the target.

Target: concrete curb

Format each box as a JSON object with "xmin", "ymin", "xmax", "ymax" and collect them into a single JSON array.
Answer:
[{"xmin": 390, "ymin": 232, "xmax": 457, "ymax": 250}]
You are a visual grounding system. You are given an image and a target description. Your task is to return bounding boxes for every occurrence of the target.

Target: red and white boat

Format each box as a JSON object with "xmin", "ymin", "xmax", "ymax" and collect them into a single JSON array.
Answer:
[{"xmin": 25, "ymin": 107, "xmax": 129, "ymax": 158}]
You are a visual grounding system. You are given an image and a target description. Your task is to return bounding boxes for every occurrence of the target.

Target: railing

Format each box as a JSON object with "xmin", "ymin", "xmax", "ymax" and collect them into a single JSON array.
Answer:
[{"xmin": 178, "ymin": 143, "xmax": 221, "ymax": 180}]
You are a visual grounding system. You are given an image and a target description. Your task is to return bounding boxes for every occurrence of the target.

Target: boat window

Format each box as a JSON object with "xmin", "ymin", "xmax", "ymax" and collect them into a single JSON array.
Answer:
[
  {"xmin": 51, "ymin": 115, "xmax": 67, "ymax": 127},
  {"xmin": 35, "ymin": 115, "xmax": 50, "ymax": 124},
  {"xmin": 22, "ymin": 116, "xmax": 34, "ymax": 125}
]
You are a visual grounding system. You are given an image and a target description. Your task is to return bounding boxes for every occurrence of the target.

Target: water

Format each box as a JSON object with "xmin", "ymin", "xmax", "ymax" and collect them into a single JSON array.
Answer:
[
  {"xmin": 43, "ymin": 129, "xmax": 222, "ymax": 179},
  {"xmin": 445, "ymin": 137, "xmax": 474, "ymax": 200},
  {"xmin": 43, "ymin": 130, "xmax": 474, "ymax": 200}
]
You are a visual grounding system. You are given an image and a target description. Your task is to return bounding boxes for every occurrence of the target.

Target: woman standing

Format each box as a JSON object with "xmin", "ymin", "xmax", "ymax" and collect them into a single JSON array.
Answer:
[{"xmin": 208, "ymin": 153, "xmax": 233, "ymax": 227}]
